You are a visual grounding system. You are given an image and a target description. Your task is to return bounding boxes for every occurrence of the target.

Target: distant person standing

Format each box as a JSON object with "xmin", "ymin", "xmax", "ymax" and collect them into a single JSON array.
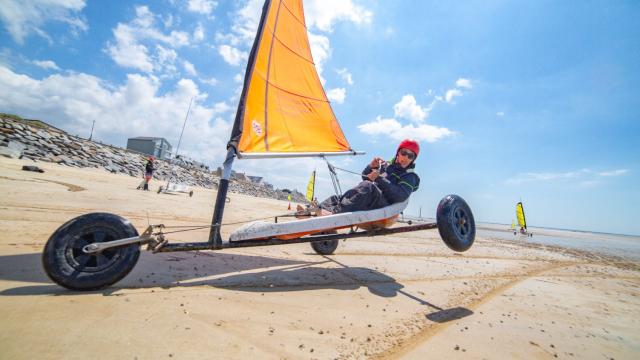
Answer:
[{"xmin": 137, "ymin": 156, "xmax": 155, "ymax": 191}]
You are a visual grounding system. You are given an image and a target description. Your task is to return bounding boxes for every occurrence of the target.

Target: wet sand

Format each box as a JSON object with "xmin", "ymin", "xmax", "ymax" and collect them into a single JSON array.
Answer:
[{"xmin": 1, "ymin": 157, "xmax": 639, "ymax": 359}]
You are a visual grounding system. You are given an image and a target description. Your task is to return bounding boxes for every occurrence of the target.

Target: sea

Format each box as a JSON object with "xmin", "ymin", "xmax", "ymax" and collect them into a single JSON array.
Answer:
[{"xmin": 402, "ymin": 216, "xmax": 640, "ymax": 261}]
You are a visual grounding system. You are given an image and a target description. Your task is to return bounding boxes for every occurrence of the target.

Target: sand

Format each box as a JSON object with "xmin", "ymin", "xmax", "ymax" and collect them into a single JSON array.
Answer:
[{"xmin": 0, "ymin": 157, "xmax": 638, "ymax": 359}]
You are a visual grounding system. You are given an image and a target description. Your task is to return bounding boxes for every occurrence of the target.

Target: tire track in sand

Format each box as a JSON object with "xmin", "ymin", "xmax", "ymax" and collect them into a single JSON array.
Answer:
[{"xmin": 374, "ymin": 261, "xmax": 577, "ymax": 359}]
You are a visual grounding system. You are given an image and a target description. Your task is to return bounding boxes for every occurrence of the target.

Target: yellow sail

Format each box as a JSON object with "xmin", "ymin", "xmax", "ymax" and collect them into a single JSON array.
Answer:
[
  {"xmin": 229, "ymin": 0, "xmax": 353, "ymax": 158},
  {"xmin": 516, "ymin": 202, "xmax": 527, "ymax": 229},
  {"xmin": 305, "ymin": 170, "xmax": 315, "ymax": 201}
]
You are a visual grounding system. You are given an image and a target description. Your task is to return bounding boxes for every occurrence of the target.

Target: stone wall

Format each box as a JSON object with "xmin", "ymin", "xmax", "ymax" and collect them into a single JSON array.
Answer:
[{"xmin": 0, "ymin": 115, "xmax": 306, "ymax": 202}]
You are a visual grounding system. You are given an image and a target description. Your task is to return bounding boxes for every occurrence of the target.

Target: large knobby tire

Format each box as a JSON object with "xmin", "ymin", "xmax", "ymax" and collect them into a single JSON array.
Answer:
[
  {"xmin": 42, "ymin": 213, "xmax": 141, "ymax": 291},
  {"xmin": 310, "ymin": 230, "xmax": 339, "ymax": 255},
  {"xmin": 436, "ymin": 195, "xmax": 475, "ymax": 252}
]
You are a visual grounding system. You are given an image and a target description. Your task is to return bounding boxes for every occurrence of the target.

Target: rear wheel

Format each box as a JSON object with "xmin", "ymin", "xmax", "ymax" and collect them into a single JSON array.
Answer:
[
  {"xmin": 310, "ymin": 231, "xmax": 339, "ymax": 255},
  {"xmin": 42, "ymin": 213, "xmax": 140, "ymax": 291},
  {"xmin": 436, "ymin": 195, "xmax": 475, "ymax": 252}
]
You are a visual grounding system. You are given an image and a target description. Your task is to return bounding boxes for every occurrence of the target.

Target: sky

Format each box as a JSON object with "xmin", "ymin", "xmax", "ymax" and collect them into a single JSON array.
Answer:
[{"xmin": 1, "ymin": 0, "xmax": 639, "ymax": 235}]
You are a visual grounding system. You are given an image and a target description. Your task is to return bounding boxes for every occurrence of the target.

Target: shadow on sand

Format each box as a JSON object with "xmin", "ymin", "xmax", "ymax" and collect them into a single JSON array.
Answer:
[{"xmin": 0, "ymin": 251, "xmax": 472, "ymax": 323}]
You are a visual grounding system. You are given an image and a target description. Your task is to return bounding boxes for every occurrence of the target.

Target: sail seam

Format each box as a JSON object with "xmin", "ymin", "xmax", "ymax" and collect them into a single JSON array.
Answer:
[
  {"xmin": 264, "ymin": 0, "xmax": 284, "ymax": 151},
  {"xmin": 264, "ymin": 26, "xmax": 315, "ymax": 64},
  {"xmin": 252, "ymin": 69, "xmax": 329, "ymax": 102},
  {"xmin": 280, "ymin": 1, "xmax": 307, "ymax": 28},
  {"xmin": 269, "ymin": 82, "xmax": 329, "ymax": 102},
  {"xmin": 282, "ymin": 4, "xmax": 307, "ymax": 30}
]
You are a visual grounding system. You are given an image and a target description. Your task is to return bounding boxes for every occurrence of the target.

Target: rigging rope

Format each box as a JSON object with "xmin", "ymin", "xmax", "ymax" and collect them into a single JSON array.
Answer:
[
  {"xmin": 153, "ymin": 213, "xmax": 297, "ymax": 235},
  {"xmin": 330, "ymin": 165, "xmax": 362, "ymax": 177}
]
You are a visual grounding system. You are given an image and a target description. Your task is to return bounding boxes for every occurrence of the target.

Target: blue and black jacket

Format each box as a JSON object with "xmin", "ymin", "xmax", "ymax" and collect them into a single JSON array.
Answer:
[{"xmin": 362, "ymin": 159, "xmax": 420, "ymax": 204}]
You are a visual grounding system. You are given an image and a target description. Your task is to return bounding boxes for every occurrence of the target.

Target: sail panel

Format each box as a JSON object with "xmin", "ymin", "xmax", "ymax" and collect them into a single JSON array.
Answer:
[
  {"xmin": 239, "ymin": 75, "xmax": 268, "ymax": 152},
  {"xmin": 266, "ymin": 86, "xmax": 350, "ymax": 152},
  {"xmin": 282, "ymin": 0, "xmax": 305, "ymax": 25},
  {"xmin": 270, "ymin": 38, "xmax": 323, "ymax": 99},
  {"xmin": 516, "ymin": 202, "xmax": 527, "ymax": 229},
  {"xmin": 265, "ymin": 4, "xmax": 313, "ymax": 63},
  {"xmin": 306, "ymin": 170, "xmax": 315, "ymax": 201},
  {"xmin": 230, "ymin": 0, "xmax": 352, "ymax": 156}
]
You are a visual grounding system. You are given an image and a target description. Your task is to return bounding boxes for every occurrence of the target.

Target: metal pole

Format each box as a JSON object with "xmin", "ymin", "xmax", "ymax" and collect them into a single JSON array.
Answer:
[
  {"xmin": 208, "ymin": 148, "xmax": 235, "ymax": 248},
  {"xmin": 89, "ymin": 120, "xmax": 95, "ymax": 141},
  {"xmin": 175, "ymin": 97, "xmax": 193, "ymax": 158}
]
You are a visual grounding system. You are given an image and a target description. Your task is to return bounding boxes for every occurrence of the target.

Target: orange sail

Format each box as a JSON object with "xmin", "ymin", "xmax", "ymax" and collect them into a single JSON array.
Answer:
[{"xmin": 228, "ymin": 0, "xmax": 354, "ymax": 158}]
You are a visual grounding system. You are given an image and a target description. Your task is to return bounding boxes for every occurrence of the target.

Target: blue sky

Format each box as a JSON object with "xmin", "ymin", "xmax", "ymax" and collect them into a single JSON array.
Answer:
[{"xmin": 1, "ymin": 0, "xmax": 638, "ymax": 235}]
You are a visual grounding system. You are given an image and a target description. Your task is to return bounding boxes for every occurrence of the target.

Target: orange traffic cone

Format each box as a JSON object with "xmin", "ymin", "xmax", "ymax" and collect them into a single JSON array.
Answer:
[{"xmin": 288, "ymin": 202, "xmax": 291, "ymax": 210}]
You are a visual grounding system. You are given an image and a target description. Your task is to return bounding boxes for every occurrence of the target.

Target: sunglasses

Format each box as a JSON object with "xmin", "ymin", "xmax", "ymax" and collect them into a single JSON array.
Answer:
[{"xmin": 398, "ymin": 149, "xmax": 416, "ymax": 160}]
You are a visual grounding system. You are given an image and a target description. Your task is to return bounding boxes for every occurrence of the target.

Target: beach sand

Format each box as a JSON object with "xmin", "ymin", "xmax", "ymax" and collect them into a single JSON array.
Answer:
[{"xmin": 1, "ymin": 157, "xmax": 638, "ymax": 359}]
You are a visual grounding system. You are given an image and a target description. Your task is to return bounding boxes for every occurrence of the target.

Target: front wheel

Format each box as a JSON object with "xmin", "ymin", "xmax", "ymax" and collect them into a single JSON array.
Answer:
[
  {"xmin": 42, "ymin": 213, "xmax": 141, "ymax": 291},
  {"xmin": 436, "ymin": 195, "xmax": 475, "ymax": 252}
]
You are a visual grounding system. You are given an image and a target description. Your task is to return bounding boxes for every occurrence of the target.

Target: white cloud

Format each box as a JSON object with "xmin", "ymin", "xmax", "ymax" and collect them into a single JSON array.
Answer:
[
  {"xmin": 455, "ymin": 78, "xmax": 472, "ymax": 89},
  {"xmin": 336, "ymin": 68, "xmax": 353, "ymax": 85},
  {"xmin": 326, "ymin": 88, "xmax": 346, "ymax": 104},
  {"xmin": 163, "ymin": 14, "xmax": 174, "ymax": 28},
  {"xmin": 105, "ymin": 6, "xmax": 191, "ymax": 74},
  {"xmin": 107, "ymin": 25, "xmax": 153, "ymax": 72},
  {"xmin": 506, "ymin": 168, "xmax": 629, "ymax": 185},
  {"xmin": 0, "ymin": 65, "xmax": 232, "ymax": 165},
  {"xmin": 201, "ymin": 77, "xmax": 218, "ymax": 86},
  {"xmin": 183, "ymin": 61, "xmax": 197, "ymax": 76},
  {"xmin": 234, "ymin": 73, "xmax": 243, "ymax": 83},
  {"xmin": 0, "ymin": 0, "xmax": 88, "ymax": 44},
  {"xmin": 213, "ymin": 101, "xmax": 232, "ymax": 113},
  {"xmin": 507, "ymin": 171, "xmax": 583, "ymax": 184},
  {"xmin": 445, "ymin": 89, "xmax": 462, "ymax": 103},
  {"xmin": 218, "ymin": 45, "xmax": 248, "ymax": 66},
  {"xmin": 214, "ymin": 31, "xmax": 240, "ymax": 46},
  {"xmin": 496, "ymin": 111, "xmax": 505, "ymax": 117},
  {"xmin": 598, "ymin": 169, "xmax": 629, "ymax": 177},
  {"xmin": 358, "ymin": 116, "xmax": 454, "ymax": 143},
  {"xmin": 153, "ymin": 45, "xmax": 178, "ymax": 77},
  {"xmin": 308, "ymin": 33, "xmax": 331, "ymax": 83},
  {"xmin": 393, "ymin": 94, "xmax": 428, "ymax": 122},
  {"xmin": 33, "ymin": 60, "xmax": 60, "ymax": 71},
  {"xmin": 304, "ymin": 0, "xmax": 373, "ymax": 32},
  {"xmin": 187, "ymin": 0, "xmax": 218, "ymax": 16},
  {"xmin": 229, "ymin": 0, "xmax": 263, "ymax": 46},
  {"xmin": 193, "ymin": 23, "xmax": 205, "ymax": 42}
]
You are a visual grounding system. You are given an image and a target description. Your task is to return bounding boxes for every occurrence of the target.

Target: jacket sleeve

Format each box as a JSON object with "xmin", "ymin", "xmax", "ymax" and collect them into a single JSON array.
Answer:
[
  {"xmin": 361, "ymin": 164, "xmax": 373, "ymax": 181},
  {"xmin": 362, "ymin": 162, "xmax": 389, "ymax": 181},
  {"xmin": 374, "ymin": 173, "xmax": 420, "ymax": 204}
]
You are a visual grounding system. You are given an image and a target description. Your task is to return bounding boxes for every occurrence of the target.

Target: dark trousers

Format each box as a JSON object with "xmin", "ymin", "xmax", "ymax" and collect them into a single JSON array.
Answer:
[{"xmin": 319, "ymin": 181, "xmax": 389, "ymax": 214}]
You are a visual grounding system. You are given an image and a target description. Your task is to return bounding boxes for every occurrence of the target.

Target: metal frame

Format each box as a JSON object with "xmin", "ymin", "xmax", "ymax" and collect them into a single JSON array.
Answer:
[{"xmin": 82, "ymin": 221, "xmax": 439, "ymax": 254}]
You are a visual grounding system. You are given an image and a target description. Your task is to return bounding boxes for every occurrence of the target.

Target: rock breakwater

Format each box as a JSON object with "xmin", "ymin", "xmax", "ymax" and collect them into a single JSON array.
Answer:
[{"xmin": 0, "ymin": 114, "xmax": 306, "ymax": 202}]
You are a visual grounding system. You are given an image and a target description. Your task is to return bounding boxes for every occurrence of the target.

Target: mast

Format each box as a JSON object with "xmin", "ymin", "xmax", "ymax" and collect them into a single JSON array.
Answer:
[
  {"xmin": 167, "ymin": 98, "xmax": 192, "ymax": 187},
  {"xmin": 207, "ymin": 0, "xmax": 272, "ymax": 247},
  {"xmin": 174, "ymin": 97, "xmax": 193, "ymax": 160}
]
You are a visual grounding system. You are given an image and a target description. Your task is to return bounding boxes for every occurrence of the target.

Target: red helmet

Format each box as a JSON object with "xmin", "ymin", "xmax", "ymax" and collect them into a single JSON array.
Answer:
[
  {"xmin": 397, "ymin": 139, "xmax": 420, "ymax": 158},
  {"xmin": 148, "ymin": 156, "xmax": 155, "ymax": 161}
]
